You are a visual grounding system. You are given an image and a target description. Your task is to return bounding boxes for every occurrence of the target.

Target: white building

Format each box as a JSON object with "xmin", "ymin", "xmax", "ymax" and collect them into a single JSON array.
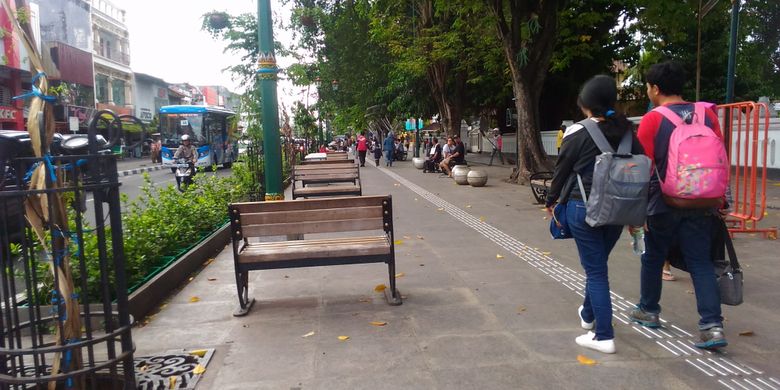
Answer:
[{"xmin": 90, "ymin": 0, "xmax": 133, "ymax": 115}]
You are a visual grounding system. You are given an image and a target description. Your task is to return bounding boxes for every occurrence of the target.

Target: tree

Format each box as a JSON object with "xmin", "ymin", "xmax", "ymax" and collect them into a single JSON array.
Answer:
[{"xmin": 484, "ymin": 0, "xmax": 568, "ymax": 182}]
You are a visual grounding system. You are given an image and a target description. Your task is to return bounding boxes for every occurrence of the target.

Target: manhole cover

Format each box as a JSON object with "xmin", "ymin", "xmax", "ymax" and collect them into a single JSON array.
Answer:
[{"xmin": 134, "ymin": 348, "xmax": 215, "ymax": 390}]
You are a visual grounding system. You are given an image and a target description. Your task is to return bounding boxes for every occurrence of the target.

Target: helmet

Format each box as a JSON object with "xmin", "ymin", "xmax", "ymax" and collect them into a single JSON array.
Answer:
[{"xmin": 181, "ymin": 134, "xmax": 190, "ymax": 141}]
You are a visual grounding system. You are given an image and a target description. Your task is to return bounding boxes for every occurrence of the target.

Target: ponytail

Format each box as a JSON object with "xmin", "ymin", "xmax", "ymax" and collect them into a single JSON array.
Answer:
[{"xmin": 598, "ymin": 111, "xmax": 633, "ymax": 139}]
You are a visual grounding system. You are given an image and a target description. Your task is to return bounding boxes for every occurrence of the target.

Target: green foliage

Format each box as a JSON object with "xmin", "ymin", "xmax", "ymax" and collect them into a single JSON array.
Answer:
[{"xmin": 26, "ymin": 171, "xmax": 251, "ymax": 304}]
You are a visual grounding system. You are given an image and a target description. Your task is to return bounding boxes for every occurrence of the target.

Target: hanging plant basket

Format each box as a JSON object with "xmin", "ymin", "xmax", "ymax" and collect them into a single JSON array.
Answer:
[{"xmin": 206, "ymin": 12, "xmax": 231, "ymax": 30}]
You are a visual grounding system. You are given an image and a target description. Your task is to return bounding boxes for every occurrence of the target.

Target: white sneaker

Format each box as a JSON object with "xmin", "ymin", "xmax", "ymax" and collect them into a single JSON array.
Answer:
[
  {"xmin": 578, "ymin": 305, "xmax": 594, "ymax": 330},
  {"xmin": 575, "ymin": 331, "xmax": 616, "ymax": 354}
]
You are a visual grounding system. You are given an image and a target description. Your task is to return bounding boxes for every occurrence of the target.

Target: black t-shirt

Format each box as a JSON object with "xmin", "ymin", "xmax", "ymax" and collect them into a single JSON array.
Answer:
[{"xmin": 453, "ymin": 142, "xmax": 465, "ymax": 163}]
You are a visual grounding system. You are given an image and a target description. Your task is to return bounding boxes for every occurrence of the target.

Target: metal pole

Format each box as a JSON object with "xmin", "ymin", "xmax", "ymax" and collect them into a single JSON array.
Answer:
[
  {"xmin": 696, "ymin": 0, "xmax": 702, "ymax": 101},
  {"xmin": 257, "ymin": 0, "xmax": 284, "ymax": 200},
  {"xmin": 725, "ymin": 0, "xmax": 740, "ymax": 104}
]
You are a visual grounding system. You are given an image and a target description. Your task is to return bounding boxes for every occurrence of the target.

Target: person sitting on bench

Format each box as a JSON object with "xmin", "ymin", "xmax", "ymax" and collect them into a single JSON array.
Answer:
[
  {"xmin": 424, "ymin": 137, "xmax": 443, "ymax": 172},
  {"xmin": 440, "ymin": 135, "xmax": 465, "ymax": 177}
]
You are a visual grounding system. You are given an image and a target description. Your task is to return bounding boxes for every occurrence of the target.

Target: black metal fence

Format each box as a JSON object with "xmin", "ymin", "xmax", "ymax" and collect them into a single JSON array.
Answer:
[{"xmin": 0, "ymin": 152, "xmax": 135, "ymax": 389}]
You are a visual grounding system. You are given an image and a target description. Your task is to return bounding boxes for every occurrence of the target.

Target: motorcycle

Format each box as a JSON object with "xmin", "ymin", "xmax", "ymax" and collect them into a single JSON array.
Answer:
[{"xmin": 173, "ymin": 158, "xmax": 194, "ymax": 192}]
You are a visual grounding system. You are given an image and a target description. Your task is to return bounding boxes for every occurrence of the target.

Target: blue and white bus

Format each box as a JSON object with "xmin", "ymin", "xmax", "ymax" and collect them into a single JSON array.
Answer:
[{"xmin": 159, "ymin": 105, "xmax": 238, "ymax": 168}]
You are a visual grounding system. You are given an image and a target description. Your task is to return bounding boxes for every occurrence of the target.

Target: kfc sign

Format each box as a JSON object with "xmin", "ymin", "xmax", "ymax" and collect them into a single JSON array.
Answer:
[{"xmin": 0, "ymin": 106, "xmax": 20, "ymax": 122}]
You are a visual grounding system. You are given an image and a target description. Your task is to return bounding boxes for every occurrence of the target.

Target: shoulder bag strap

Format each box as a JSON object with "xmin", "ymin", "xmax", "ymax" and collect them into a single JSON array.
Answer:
[
  {"xmin": 576, "ymin": 173, "xmax": 588, "ymax": 204},
  {"xmin": 721, "ymin": 220, "xmax": 741, "ymax": 271},
  {"xmin": 578, "ymin": 119, "xmax": 614, "ymax": 154}
]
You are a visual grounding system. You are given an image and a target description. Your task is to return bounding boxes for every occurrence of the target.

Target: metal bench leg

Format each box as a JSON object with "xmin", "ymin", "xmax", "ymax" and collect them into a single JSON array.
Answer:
[
  {"xmin": 233, "ymin": 269, "xmax": 255, "ymax": 316},
  {"xmin": 384, "ymin": 258, "xmax": 402, "ymax": 306}
]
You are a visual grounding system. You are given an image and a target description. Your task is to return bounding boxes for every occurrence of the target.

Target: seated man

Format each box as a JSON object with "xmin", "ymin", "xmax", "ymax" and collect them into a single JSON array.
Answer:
[
  {"xmin": 438, "ymin": 137, "xmax": 455, "ymax": 174},
  {"xmin": 424, "ymin": 137, "xmax": 442, "ymax": 172},
  {"xmin": 440, "ymin": 135, "xmax": 465, "ymax": 177}
]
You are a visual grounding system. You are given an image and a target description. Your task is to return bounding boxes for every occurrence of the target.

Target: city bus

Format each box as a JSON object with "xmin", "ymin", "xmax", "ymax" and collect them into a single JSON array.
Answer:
[{"xmin": 158, "ymin": 105, "xmax": 238, "ymax": 168}]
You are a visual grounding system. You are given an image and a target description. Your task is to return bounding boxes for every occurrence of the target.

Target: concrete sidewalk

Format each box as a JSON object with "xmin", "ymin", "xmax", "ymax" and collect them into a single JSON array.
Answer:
[{"xmin": 131, "ymin": 154, "xmax": 780, "ymax": 390}]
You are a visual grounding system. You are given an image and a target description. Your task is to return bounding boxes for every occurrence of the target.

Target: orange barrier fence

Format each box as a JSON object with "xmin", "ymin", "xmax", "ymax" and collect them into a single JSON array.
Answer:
[{"xmin": 717, "ymin": 101, "xmax": 778, "ymax": 239}]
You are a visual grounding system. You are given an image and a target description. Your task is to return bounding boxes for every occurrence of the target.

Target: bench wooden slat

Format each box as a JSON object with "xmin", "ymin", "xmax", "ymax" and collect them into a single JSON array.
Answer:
[
  {"xmin": 300, "ymin": 159, "xmax": 356, "ymax": 165},
  {"xmin": 240, "ymin": 206, "xmax": 382, "ymax": 225},
  {"xmin": 238, "ymin": 235, "xmax": 389, "ymax": 263},
  {"xmin": 295, "ymin": 163, "xmax": 357, "ymax": 170},
  {"xmin": 242, "ymin": 217, "xmax": 383, "ymax": 237},
  {"xmin": 231, "ymin": 196, "xmax": 387, "ymax": 213},
  {"xmin": 292, "ymin": 184, "xmax": 361, "ymax": 198}
]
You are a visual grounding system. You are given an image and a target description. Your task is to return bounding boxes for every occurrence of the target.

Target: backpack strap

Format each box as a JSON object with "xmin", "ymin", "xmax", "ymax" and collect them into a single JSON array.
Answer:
[
  {"xmin": 693, "ymin": 102, "xmax": 707, "ymax": 125},
  {"xmin": 578, "ymin": 119, "xmax": 614, "ymax": 154},
  {"xmin": 616, "ymin": 130, "xmax": 633, "ymax": 155},
  {"xmin": 653, "ymin": 105, "xmax": 686, "ymax": 127}
]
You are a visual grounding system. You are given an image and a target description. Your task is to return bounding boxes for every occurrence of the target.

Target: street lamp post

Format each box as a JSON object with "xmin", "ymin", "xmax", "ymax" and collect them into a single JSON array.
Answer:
[{"xmin": 257, "ymin": 0, "xmax": 283, "ymax": 200}]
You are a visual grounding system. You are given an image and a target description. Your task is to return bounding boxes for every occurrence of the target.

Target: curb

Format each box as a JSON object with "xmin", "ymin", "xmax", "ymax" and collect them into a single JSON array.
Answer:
[{"xmin": 118, "ymin": 165, "xmax": 164, "ymax": 177}]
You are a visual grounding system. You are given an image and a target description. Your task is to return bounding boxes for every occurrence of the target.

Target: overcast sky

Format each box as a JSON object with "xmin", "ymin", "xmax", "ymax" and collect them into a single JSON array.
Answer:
[{"xmin": 121, "ymin": 0, "xmax": 298, "ymax": 105}]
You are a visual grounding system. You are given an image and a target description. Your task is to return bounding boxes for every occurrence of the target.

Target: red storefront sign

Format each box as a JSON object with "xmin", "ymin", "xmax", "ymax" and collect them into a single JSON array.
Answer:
[{"xmin": 0, "ymin": 106, "xmax": 21, "ymax": 122}]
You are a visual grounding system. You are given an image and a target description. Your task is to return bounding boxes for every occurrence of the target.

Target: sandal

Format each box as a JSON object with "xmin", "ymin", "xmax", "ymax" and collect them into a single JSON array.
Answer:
[{"xmin": 662, "ymin": 270, "xmax": 676, "ymax": 281}]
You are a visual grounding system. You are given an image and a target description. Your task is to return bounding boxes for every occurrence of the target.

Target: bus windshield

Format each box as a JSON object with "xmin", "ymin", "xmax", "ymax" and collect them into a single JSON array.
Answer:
[{"xmin": 160, "ymin": 113, "xmax": 205, "ymax": 146}]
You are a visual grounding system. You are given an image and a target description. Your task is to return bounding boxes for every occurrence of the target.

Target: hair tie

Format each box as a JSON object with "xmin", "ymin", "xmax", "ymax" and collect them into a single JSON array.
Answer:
[{"xmin": 605, "ymin": 109, "xmax": 615, "ymax": 118}]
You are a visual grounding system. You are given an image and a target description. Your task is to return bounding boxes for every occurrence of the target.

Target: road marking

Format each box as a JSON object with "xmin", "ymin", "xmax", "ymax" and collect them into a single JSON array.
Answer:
[{"xmin": 376, "ymin": 165, "xmax": 774, "ymax": 389}]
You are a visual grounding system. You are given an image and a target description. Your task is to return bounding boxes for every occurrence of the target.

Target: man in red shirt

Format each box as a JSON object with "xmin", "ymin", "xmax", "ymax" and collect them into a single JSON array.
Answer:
[
  {"xmin": 356, "ymin": 131, "xmax": 368, "ymax": 167},
  {"xmin": 629, "ymin": 61, "xmax": 727, "ymax": 350}
]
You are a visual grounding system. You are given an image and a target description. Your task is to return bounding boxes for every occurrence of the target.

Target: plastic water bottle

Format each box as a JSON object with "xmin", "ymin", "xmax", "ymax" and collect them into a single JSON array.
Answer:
[{"xmin": 631, "ymin": 228, "xmax": 646, "ymax": 256}]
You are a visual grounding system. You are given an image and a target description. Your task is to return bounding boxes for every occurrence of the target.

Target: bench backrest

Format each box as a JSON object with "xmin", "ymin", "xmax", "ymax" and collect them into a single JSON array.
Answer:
[
  {"xmin": 300, "ymin": 159, "xmax": 356, "ymax": 165},
  {"xmin": 229, "ymin": 195, "xmax": 392, "ymax": 239}
]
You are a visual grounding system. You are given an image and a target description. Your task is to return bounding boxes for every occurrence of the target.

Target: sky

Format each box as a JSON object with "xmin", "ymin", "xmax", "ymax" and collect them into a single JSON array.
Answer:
[{"xmin": 121, "ymin": 0, "xmax": 298, "ymax": 103}]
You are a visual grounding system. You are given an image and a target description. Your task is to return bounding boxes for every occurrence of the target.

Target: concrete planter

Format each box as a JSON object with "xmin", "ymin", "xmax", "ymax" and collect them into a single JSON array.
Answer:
[
  {"xmin": 127, "ymin": 223, "xmax": 230, "ymax": 320},
  {"xmin": 412, "ymin": 157, "xmax": 425, "ymax": 169},
  {"xmin": 452, "ymin": 165, "xmax": 470, "ymax": 185},
  {"xmin": 467, "ymin": 170, "xmax": 488, "ymax": 187}
]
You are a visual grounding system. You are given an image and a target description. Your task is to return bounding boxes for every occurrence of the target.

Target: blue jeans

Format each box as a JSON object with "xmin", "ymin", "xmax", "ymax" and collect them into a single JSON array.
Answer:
[
  {"xmin": 638, "ymin": 211, "xmax": 723, "ymax": 330},
  {"xmin": 566, "ymin": 200, "xmax": 623, "ymax": 340}
]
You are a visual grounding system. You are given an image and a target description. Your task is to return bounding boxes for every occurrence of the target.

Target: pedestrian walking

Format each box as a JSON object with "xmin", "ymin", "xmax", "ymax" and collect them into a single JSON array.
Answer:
[
  {"xmin": 629, "ymin": 61, "xmax": 729, "ymax": 350},
  {"xmin": 545, "ymin": 75, "xmax": 644, "ymax": 354},
  {"xmin": 372, "ymin": 137, "xmax": 382, "ymax": 166},
  {"xmin": 356, "ymin": 131, "xmax": 369, "ymax": 166},
  {"xmin": 383, "ymin": 133, "xmax": 395, "ymax": 167}
]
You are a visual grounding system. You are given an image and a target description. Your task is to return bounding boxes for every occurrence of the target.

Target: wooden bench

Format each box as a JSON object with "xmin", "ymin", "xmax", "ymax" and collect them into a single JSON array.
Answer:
[
  {"xmin": 326, "ymin": 154, "xmax": 349, "ymax": 161},
  {"xmin": 300, "ymin": 159, "xmax": 356, "ymax": 165},
  {"xmin": 228, "ymin": 195, "xmax": 402, "ymax": 316},
  {"xmin": 529, "ymin": 172, "xmax": 553, "ymax": 204},
  {"xmin": 292, "ymin": 164, "xmax": 361, "ymax": 199}
]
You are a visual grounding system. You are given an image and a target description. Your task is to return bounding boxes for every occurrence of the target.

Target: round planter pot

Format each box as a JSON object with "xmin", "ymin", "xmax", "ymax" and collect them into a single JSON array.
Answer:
[
  {"xmin": 467, "ymin": 170, "xmax": 488, "ymax": 187},
  {"xmin": 412, "ymin": 157, "xmax": 425, "ymax": 169},
  {"xmin": 452, "ymin": 165, "xmax": 470, "ymax": 185}
]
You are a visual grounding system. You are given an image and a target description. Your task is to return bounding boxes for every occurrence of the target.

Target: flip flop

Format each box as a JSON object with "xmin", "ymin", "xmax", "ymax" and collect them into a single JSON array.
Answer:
[{"xmin": 662, "ymin": 270, "xmax": 676, "ymax": 281}]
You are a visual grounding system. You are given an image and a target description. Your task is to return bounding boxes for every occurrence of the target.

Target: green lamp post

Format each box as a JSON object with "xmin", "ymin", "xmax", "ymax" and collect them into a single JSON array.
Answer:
[{"xmin": 257, "ymin": 0, "xmax": 284, "ymax": 200}]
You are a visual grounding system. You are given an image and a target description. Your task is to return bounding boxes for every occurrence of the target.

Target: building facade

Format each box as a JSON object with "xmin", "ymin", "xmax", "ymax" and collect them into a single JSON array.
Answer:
[
  {"xmin": 91, "ymin": 0, "xmax": 133, "ymax": 116},
  {"xmin": 133, "ymin": 72, "xmax": 169, "ymax": 123},
  {"xmin": 0, "ymin": 1, "xmax": 30, "ymax": 130},
  {"xmin": 32, "ymin": 0, "xmax": 95, "ymax": 131}
]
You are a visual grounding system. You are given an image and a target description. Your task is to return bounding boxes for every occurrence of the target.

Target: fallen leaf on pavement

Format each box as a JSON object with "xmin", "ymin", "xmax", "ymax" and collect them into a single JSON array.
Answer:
[
  {"xmin": 437, "ymin": 208, "xmax": 444, "ymax": 211},
  {"xmin": 496, "ymin": 254, "xmax": 504, "ymax": 260},
  {"xmin": 207, "ymin": 277, "xmax": 217, "ymax": 281},
  {"xmin": 738, "ymin": 330, "xmax": 754, "ymax": 336},
  {"xmin": 189, "ymin": 296, "xmax": 200, "ymax": 303},
  {"xmin": 417, "ymin": 235, "xmax": 424, "ymax": 239},
  {"xmin": 466, "ymin": 205, "xmax": 472, "ymax": 208},
  {"xmin": 543, "ymin": 217, "xmax": 548, "ymax": 220},
  {"xmin": 338, "ymin": 335, "xmax": 350, "ymax": 341},
  {"xmin": 374, "ymin": 284, "xmax": 387, "ymax": 292},
  {"xmin": 516, "ymin": 305, "xmax": 527, "ymax": 313},
  {"xmin": 686, "ymin": 290, "xmax": 694, "ymax": 294},
  {"xmin": 358, "ymin": 297, "xmax": 371, "ymax": 303},
  {"xmin": 479, "ymin": 216, "xmax": 486, "ymax": 222},
  {"xmin": 204, "ymin": 258, "xmax": 215, "ymax": 266},
  {"xmin": 403, "ymin": 235, "xmax": 411, "ymax": 240},
  {"xmin": 302, "ymin": 331, "xmax": 316, "ymax": 338},
  {"xmin": 192, "ymin": 365, "xmax": 206, "ymax": 375},
  {"xmin": 369, "ymin": 321, "xmax": 387, "ymax": 326},
  {"xmin": 188, "ymin": 277, "xmax": 194, "ymax": 282},
  {"xmin": 189, "ymin": 349, "xmax": 207, "ymax": 357},
  {"xmin": 169, "ymin": 377, "xmax": 177, "ymax": 388},
  {"xmin": 395, "ymin": 272, "xmax": 405, "ymax": 278},
  {"xmin": 394, "ymin": 240, "xmax": 403, "ymax": 245},
  {"xmin": 577, "ymin": 355, "xmax": 597, "ymax": 365},
  {"xmin": 414, "ymin": 198, "xmax": 418, "ymax": 201},
  {"xmin": 542, "ymin": 252, "xmax": 551, "ymax": 256},
  {"xmin": 394, "ymin": 183, "xmax": 400, "ymax": 187}
]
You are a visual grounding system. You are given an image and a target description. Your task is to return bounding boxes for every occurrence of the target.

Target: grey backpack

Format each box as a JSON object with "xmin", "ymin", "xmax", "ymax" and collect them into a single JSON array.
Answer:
[{"xmin": 576, "ymin": 120, "xmax": 652, "ymax": 227}]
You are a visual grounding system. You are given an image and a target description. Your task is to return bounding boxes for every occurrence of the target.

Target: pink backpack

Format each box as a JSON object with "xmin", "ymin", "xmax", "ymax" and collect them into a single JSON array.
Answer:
[{"xmin": 654, "ymin": 102, "xmax": 729, "ymax": 209}]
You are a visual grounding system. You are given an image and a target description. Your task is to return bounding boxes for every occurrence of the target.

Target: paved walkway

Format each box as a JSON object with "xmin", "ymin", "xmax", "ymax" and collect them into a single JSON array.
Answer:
[{"xmin": 132, "ymin": 152, "xmax": 780, "ymax": 390}]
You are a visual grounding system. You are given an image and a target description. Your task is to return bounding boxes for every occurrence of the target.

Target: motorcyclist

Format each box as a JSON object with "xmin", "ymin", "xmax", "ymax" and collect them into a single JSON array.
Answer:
[
  {"xmin": 173, "ymin": 134, "xmax": 197, "ymax": 191},
  {"xmin": 174, "ymin": 134, "xmax": 197, "ymax": 165}
]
